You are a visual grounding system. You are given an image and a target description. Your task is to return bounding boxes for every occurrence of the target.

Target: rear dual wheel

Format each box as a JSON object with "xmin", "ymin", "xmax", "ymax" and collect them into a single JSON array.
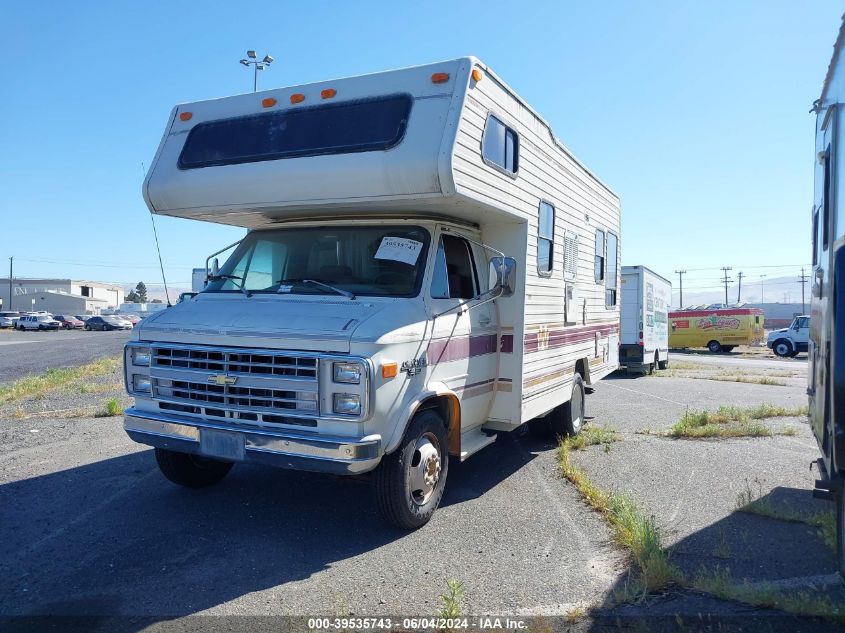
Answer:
[{"xmin": 527, "ymin": 374, "xmax": 586, "ymax": 438}]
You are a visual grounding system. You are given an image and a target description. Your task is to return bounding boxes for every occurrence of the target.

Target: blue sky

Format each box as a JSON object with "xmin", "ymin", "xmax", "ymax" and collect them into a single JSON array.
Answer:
[{"xmin": 0, "ymin": 1, "xmax": 840, "ymax": 297}]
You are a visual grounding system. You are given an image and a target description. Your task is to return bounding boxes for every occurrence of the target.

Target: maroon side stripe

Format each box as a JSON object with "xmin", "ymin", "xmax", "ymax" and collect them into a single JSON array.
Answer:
[{"xmin": 524, "ymin": 323, "xmax": 619, "ymax": 353}]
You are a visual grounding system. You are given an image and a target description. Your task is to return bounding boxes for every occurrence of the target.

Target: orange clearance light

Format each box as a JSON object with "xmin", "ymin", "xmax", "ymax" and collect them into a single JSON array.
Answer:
[
  {"xmin": 262, "ymin": 97, "xmax": 277, "ymax": 108},
  {"xmin": 179, "ymin": 112, "xmax": 192, "ymax": 121},
  {"xmin": 471, "ymin": 69, "xmax": 483, "ymax": 82},
  {"xmin": 321, "ymin": 88, "xmax": 337, "ymax": 99},
  {"xmin": 431, "ymin": 72, "xmax": 450, "ymax": 84},
  {"xmin": 290, "ymin": 93, "xmax": 305, "ymax": 104},
  {"xmin": 381, "ymin": 362, "xmax": 398, "ymax": 379}
]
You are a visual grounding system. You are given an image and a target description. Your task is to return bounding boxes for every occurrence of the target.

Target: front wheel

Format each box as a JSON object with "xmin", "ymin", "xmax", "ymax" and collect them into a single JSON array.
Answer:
[
  {"xmin": 375, "ymin": 410, "xmax": 448, "ymax": 529},
  {"xmin": 773, "ymin": 340, "xmax": 793, "ymax": 358},
  {"xmin": 84, "ymin": 325, "xmax": 90, "ymax": 331},
  {"xmin": 154, "ymin": 448, "xmax": 233, "ymax": 488},
  {"xmin": 707, "ymin": 340, "xmax": 722, "ymax": 353}
]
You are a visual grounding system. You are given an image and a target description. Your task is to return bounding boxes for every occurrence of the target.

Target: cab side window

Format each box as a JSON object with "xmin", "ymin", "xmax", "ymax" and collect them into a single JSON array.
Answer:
[{"xmin": 431, "ymin": 235, "xmax": 479, "ymax": 300}]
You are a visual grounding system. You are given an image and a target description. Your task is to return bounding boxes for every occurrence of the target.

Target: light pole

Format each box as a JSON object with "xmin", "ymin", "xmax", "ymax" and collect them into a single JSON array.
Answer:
[
  {"xmin": 759, "ymin": 274, "xmax": 766, "ymax": 304},
  {"xmin": 239, "ymin": 50, "xmax": 274, "ymax": 92}
]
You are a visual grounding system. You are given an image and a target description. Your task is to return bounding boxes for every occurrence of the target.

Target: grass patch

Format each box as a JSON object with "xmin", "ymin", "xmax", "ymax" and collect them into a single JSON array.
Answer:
[
  {"xmin": 702, "ymin": 376, "xmax": 787, "ymax": 386},
  {"xmin": 559, "ymin": 438, "xmax": 680, "ymax": 598},
  {"xmin": 736, "ymin": 480, "xmax": 835, "ymax": 551},
  {"xmin": 693, "ymin": 566, "xmax": 844, "ymax": 619},
  {"xmin": 94, "ymin": 397, "xmax": 123, "ymax": 418},
  {"xmin": 567, "ymin": 425, "xmax": 621, "ymax": 452},
  {"xmin": 0, "ymin": 356, "xmax": 121, "ymax": 406},
  {"xmin": 438, "ymin": 580, "xmax": 465, "ymax": 619},
  {"xmin": 668, "ymin": 404, "xmax": 808, "ymax": 438}
]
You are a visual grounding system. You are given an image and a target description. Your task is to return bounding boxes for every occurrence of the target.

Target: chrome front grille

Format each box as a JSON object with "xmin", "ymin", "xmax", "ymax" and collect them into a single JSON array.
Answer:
[
  {"xmin": 149, "ymin": 344, "xmax": 319, "ymax": 426},
  {"xmin": 153, "ymin": 347, "xmax": 317, "ymax": 378}
]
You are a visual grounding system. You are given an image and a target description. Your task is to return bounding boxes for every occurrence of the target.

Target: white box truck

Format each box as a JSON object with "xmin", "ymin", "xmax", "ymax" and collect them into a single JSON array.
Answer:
[
  {"xmin": 124, "ymin": 58, "xmax": 621, "ymax": 528},
  {"xmin": 619, "ymin": 266, "xmax": 671, "ymax": 373}
]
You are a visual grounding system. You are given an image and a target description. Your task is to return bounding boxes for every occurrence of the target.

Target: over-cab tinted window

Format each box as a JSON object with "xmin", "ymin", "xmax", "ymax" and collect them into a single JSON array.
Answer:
[
  {"xmin": 179, "ymin": 94, "xmax": 413, "ymax": 169},
  {"xmin": 482, "ymin": 115, "xmax": 518, "ymax": 175}
]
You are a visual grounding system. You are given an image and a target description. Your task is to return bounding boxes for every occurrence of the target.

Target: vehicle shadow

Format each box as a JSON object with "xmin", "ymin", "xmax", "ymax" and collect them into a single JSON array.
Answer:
[
  {"xmin": 584, "ymin": 486, "xmax": 838, "ymax": 632},
  {"xmin": 0, "ymin": 431, "xmax": 542, "ymax": 622}
]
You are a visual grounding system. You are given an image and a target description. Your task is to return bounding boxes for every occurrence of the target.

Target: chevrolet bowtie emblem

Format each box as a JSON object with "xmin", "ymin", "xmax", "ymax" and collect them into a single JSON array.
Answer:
[{"xmin": 208, "ymin": 374, "xmax": 237, "ymax": 386}]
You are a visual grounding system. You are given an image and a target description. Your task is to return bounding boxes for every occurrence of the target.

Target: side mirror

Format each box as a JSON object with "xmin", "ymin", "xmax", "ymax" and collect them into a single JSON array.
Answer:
[
  {"xmin": 210, "ymin": 258, "xmax": 219, "ymax": 278},
  {"xmin": 489, "ymin": 257, "xmax": 517, "ymax": 297}
]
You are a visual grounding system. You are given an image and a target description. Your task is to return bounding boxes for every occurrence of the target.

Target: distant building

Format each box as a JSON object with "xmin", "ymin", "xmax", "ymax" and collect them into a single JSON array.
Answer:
[
  {"xmin": 743, "ymin": 303, "xmax": 804, "ymax": 329},
  {"xmin": 0, "ymin": 278, "xmax": 124, "ymax": 315}
]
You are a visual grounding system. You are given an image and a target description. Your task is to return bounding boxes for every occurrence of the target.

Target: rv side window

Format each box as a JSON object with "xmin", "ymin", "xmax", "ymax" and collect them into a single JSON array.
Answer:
[
  {"xmin": 537, "ymin": 201, "xmax": 555, "ymax": 276},
  {"xmin": 594, "ymin": 229, "xmax": 605, "ymax": 283},
  {"xmin": 605, "ymin": 232, "xmax": 618, "ymax": 306},
  {"xmin": 482, "ymin": 115, "xmax": 518, "ymax": 176},
  {"xmin": 823, "ymin": 144, "xmax": 831, "ymax": 249},
  {"xmin": 431, "ymin": 235, "xmax": 479, "ymax": 300}
]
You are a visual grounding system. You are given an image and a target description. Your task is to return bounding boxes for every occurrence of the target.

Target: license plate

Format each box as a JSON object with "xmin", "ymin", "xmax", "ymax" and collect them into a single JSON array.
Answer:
[{"xmin": 200, "ymin": 429, "xmax": 245, "ymax": 461}]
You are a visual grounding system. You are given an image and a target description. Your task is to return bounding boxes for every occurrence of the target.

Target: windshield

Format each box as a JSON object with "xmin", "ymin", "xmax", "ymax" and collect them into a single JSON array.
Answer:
[{"xmin": 205, "ymin": 225, "xmax": 431, "ymax": 298}]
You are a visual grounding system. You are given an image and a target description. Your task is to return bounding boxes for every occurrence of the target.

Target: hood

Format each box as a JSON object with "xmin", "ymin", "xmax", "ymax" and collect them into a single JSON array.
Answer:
[
  {"xmin": 136, "ymin": 294, "xmax": 388, "ymax": 352},
  {"xmin": 768, "ymin": 328, "xmax": 788, "ymax": 338}
]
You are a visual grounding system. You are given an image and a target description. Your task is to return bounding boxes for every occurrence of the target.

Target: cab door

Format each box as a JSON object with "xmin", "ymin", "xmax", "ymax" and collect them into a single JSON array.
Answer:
[{"xmin": 426, "ymin": 226, "xmax": 499, "ymax": 433}]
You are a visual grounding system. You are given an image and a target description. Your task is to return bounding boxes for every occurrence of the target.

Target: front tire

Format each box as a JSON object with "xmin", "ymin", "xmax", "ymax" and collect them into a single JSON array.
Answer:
[
  {"xmin": 773, "ymin": 340, "xmax": 793, "ymax": 358},
  {"xmin": 84, "ymin": 325, "xmax": 90, "ymax": 331},
  {"xmin": 154, "ymin": 448, "xmax": 233, "ymax": 488},
  {"xmin": 707, "ymin": 340, "xmax": 722, "ymax": 353},
  {"xmin": 375, "ymin": 409, "xmax": 448, "ymax": 529}
]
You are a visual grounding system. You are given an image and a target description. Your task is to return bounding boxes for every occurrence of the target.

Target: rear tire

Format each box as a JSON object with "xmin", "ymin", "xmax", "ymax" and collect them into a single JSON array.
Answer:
[
  {"xmin": 708, "ymin": 340, "xmax": 722, "ymax": 353},
  {"xmin": 550, "ymin": 374, "xmax": 586, "ymax": 437},
  {"xmin": 154, "ymin": 448, "xmax": 233, "ymax": 488},
  {"xmin": 658, "ymin": 358, "xmax": 669, "ymax": 370},
  {"xmin": 375, "ymin": 410, "xmax": 449, "ymax": 529},
  {"xmin": 773, "ymin": 339, "xmax": 792, "ymax": 358}
]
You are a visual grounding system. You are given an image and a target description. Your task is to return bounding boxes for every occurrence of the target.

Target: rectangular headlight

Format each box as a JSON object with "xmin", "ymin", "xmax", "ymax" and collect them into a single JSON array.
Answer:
[
  {"xmin": 132, "ymin": 375, "xmax": 152, "ymax": 393},
  {"xmin": 132, "ymin": 347, "xmax": 151, "ymax": 367},
  {"xmin": 333, "ymin": 361, "xmax": 361, "ymax": 384},
  {"xmin": 333, "ymin": 393, "xmax": 361, "ymax": 416}
]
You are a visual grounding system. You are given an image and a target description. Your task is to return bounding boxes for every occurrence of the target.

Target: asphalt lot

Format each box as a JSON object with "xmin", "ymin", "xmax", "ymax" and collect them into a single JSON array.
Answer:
[
  {"xmin": 0, "ymin": 328, "xmax": 129, "ymax": 384},
  {"xmin": 0, "ymin": 345, "xmax": 837, "ymax": 628}
]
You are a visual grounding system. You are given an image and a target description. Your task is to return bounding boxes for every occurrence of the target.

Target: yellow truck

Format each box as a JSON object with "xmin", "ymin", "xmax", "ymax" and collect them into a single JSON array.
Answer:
[{"xmin": 668, "ymin": 307, "xmax": 765, "ymax": 353}]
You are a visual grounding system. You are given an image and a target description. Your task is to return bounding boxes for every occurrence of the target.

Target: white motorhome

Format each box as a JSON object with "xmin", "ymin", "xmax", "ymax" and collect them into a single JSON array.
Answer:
[
  {"xmin": 125, "ymin": 58, "xmax": 621, "ymax": 528},
  {"xmin": 619, "ymin": 266, "xmax": 671, "ymax": 373}
]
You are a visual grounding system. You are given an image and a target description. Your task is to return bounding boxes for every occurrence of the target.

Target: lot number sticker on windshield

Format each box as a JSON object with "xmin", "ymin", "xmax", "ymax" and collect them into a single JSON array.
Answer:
[{"xmin": 374, "ymin": 237, "xmax": 423, "ymax": 266}]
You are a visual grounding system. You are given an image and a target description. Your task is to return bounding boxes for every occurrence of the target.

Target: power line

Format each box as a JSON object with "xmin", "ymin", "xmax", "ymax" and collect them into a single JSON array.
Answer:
[{"xmin": 720, "ymin": 267, "xmax": 733, "ymax": 305}]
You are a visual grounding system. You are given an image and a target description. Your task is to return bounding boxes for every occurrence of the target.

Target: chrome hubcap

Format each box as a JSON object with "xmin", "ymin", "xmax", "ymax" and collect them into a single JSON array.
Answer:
[{"xmin": 409, "ymin": 434, "xmax": 441, "ymax": 506}]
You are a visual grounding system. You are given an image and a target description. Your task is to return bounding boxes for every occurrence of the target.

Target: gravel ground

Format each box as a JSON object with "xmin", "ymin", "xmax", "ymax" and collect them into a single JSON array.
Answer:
[
  {"xmin": 0, "ymin": 328, "xmax": 129, "ymax": 384},
  {"xmin": 0, "ymin": 352, "xmax": 838, "ymax": 629}
]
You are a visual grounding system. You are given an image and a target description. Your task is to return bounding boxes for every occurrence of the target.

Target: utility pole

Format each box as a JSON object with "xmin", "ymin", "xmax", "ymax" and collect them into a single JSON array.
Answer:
[
  {"xmin": 759, "ymin": 274, "xmax": 767, "ymax": 303},
  {"xmin": 736, "ymin": 271, "xmax": 744, "ymax": 303},
  {"xmin": 7, "ymin": 257, "xmax": 11, "ymax": 312},
  {"xmin": 720, "ymin": 267, "xmax": 733, "ymax": 306},
  {"xmin": 799, "ymin": 267, "xmax": 810, "ymax": 313},
  {"xmin": 675, "ymin": 269, "xmax": 687, "ymax": 308}
]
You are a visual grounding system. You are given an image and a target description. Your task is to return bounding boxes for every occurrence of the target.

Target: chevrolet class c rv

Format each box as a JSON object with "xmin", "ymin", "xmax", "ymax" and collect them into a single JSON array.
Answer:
[
  {"xmin": 809, "ymin": 18, "xmax": 845, "ymax": 579},
  {"xmin": 125, "ymin": 58, "xmax": 621, "ymax": 528}
]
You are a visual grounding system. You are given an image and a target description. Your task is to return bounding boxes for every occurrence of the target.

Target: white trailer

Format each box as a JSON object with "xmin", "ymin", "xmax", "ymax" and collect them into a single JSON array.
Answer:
[
  {"xmin": 619, "ymin": 266, "xmax": 670, "ymax": 374},
  {"xmin": 125, "ymin": 57, "xmax": 621, "ymax": 528}
]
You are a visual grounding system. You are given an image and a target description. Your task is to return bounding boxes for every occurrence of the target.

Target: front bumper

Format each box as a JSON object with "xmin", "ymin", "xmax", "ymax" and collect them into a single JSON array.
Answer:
[{"xmin": 123, "ymin": 407, "xmax": 382, "ymax": 475}]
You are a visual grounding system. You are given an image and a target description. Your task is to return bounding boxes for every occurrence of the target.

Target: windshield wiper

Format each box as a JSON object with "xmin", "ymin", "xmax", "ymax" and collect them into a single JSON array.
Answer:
[
  {"xmin": 276, "ymin": 278, "xmax": 356, "ymax": 300},
  {"xmin": 208, "ymin": 273, "xmax": 251, "ymax": 298}
]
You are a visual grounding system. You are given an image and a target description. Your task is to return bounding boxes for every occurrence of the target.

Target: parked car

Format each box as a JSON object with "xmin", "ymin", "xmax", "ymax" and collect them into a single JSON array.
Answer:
[
  {"xmin": 54, "ymin": 315, "xmax": 85, "ymax": 330},
  {"xmin": 767, "ymin": 315, "xmax": 809, "ymax": 357},
  {"xmin": 117, "ymin": 314, "xmax": 140, "ymax": 326},
  {"xmin": 0, "ymin": 311, "xmax": 20, "ymax": 328},
  {"xmin": 17, "ymin": 315, "xmax": 61, "ymax": 331},
  {"xmin": 85, "ymin": 316, "xmax": 132, "ymax": 331},
  {"xmin": 74, "ymin": 315, "xmax": 92, "ymax": 323}
]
